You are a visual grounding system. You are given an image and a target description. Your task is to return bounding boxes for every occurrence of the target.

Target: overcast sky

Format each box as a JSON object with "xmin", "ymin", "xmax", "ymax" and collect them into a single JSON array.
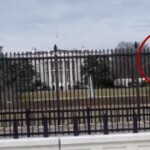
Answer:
[{"xmin": 0, "ymin": 0, "xmax": 150, "ymax": 52}]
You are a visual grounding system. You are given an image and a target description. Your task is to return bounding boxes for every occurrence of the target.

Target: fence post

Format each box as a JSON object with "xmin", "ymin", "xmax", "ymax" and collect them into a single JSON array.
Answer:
[
  {"xmin": 42, "ymin": 115, "xmax": 49, "ymax": 137},
  {"xmin": 87, "ymin": 107, "xmax": 91, "ymax": 135},
  {"xmin": 26, "ymin": 109, "xmax": 30, "ymax": 137},
  {"xmin": 83, "ymin": 110, "xmax": 86, "ymax": 124},
  {"xmin": 103, "ymin": 113, "xmax": 108, "ymax": 135},
  {"xmin": 73, "ymin": 116, "xmax": 79, "ymax": 136},
  {"xmin": 133, "ymin": 113, "xmax": 138, "ymax": 133},
  {"xmin": 13, "ymin": 116, "xmax": 18, "ymax": 139},
  {"xmin": 54, "ymin": 44, "xmax": 61, "ymax": 125},
  {"xmin": 134, "ymin": 42, "xmax": 141, "ymax": 121}
]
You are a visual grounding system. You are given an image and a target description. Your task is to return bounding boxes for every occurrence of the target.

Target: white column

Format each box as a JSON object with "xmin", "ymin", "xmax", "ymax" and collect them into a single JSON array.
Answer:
[
  {"xmin": 48, "ymin": 60, "xmax": 52, "ymax": 88},
  {"xmin": 78, "ymin": 58, "xmax": 81, "ymax": 82},
  {"xmin": 69, "ymin": 60, "xmax": 73, "ymax": 87},
  {"xmin": 74, "ymin": 59, "xmax": 78, "ymax": 82},
  {"xmin": 62, "ymin": 60, "xmax": 66, "ymax": 89},
  {"xmin": 39, "ymin": 60, "xmax": 44, "ymax": 83},
  {"xmin": 88, "ymin": 75, "xmax": 94, "ymax": 98}
]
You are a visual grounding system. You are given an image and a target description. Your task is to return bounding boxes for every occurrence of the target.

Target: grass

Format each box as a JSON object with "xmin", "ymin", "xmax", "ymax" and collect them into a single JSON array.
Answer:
[
  {"xmin": 1, "ymin": 86, "xmax": 150, "ymax": 127},
  {"xmin": 21, "ymin": 86, "xmax": 150, "ymax": 101}
]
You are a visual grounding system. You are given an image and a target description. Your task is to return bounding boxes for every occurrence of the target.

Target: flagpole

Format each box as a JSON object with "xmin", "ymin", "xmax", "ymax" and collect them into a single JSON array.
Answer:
[{"xmin": 56, "ymin": 29, "xmax": 58, "ymax": 47}]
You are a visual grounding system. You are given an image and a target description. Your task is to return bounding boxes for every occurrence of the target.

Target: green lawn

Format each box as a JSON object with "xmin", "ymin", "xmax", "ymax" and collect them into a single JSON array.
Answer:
[{"xmin": 21, "ymin": 86, "xmax": 150, "ymax": 101}]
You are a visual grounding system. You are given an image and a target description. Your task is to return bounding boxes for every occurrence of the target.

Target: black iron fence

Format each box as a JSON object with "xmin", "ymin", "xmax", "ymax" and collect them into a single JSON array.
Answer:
[{"xmin": 0, "ymin": 46, "xmax": 150, "ymax": 138}]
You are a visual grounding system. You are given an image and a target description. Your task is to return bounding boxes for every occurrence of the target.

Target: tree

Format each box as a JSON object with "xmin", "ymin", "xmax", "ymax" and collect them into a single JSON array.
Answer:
[
  {"xmin": 112, "ymin": 41, "xmax": 150, "ymax": 82},
  {"xmin": 81, "ymin": 55, "xmax": 113, "ymax": 88},
  {"xmin": 9, "ymin": 59, "xmax": 37, "ymax": 92},
  {"xmin": 0, "ymin": 49, "xmax": 14, "ymax": 108},
  {"xmin": 117, "ymin": 41, "xmax": 135, "ymax": 50},
  {"xmin": 116, "ymin": 41, "xmax": 149, "ymax": 53},
  {"xmin": 0, "ymin": 51, "xmax": 38, "ymax": 108}
]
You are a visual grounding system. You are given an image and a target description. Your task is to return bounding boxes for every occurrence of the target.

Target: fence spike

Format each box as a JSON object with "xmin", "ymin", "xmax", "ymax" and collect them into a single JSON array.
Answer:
[
  {"xmin": 73, "ymin": 115, "xmax": 79, "ymax": 136},
  {"xmin": 13, "ymin": 116, "xmax": 18, "ymax": 139},
  {"xmin": 103, "ymin": 113, "xmax": 108, "ymax": 135},
  {"xmin": 42, "ymin": 115, "xmax": 49, "ymax": 137},
  {"xmin": 133, "ymin": 113, "xmax": 138, "ymax": 133},
  {"xmin": 87, "ymin": 107, "xmax": 91, "ymax": 135}
]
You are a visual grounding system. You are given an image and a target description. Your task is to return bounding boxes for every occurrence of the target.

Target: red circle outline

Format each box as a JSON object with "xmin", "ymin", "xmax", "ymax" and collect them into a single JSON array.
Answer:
[{"xmin": 137, "ymin": 35, "xmax": 150, "ymax": 83}]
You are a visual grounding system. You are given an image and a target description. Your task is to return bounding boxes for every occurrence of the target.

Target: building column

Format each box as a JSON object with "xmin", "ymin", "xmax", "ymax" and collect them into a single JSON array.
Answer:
[
  {"xmin": 62, "ymin": 60, "xmax": 66, "ymax": 89},
  {"xmin": 40, "ymin": 60, "xmax": 44, "ymax": 83},
  {"xmin": 69, "ymin": 60, "xmax": 73, "ymax": 87},
  {"xmin": 74, "ymin": 59, "xmax": 78, "ymax": 82},
  {"xmin": 48, "ymin": 60, "xmax": 52, "ymax": 88},
  {"xmin": 77, "ymin": 58, "xmax": 81, "ymax": 82}
]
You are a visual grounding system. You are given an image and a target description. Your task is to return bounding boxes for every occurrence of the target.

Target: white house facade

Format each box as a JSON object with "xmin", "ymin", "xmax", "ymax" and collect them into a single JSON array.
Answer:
[{"xmin": 15, "ymin": 50, "xmax": 103, "ymax": 90}]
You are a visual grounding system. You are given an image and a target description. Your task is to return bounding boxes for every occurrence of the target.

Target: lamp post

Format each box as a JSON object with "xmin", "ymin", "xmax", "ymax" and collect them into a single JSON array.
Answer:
[{"xmin": 54, "ymin": 45, "xmax": 60, "ymax": 125}]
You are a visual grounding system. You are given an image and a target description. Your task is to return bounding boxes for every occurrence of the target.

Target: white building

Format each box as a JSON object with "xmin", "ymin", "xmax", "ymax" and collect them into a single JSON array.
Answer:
[
  {"xmin": 9, "ymin": 49, "xmax": 115, "ymax": 90},
  {"xmin": 15, "ymin": 50, "xmax": 103, "ymax": 90}
]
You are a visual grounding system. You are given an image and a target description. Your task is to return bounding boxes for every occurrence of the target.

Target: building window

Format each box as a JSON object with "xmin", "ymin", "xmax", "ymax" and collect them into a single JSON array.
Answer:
[
  {"xmin": 72, "ymin": 60, "xmax": 75, "ymax": 69},
  {"xmin": 58, "ymin": 61, "xmax": 63, "ymax": 70},
  {"xmin": 51, "ymin": 61, "xmax": 55, "ymax": 70},
  {"xmin": 52, "ymin": 71, "xmax": 63, "ymax": 82},
  {"xmin": 65, "ymin": 71, "xmax": 70, "ymax": 82},
  {"xmin": 58, "ymin": 71, "xmax": 63, "ymax": 82},
  {"xmin": 45, "ymin": 61, "xmax": 49, "ymax": 73},
  {"xmin": 52, "ymin": 71, "xmax": 55, "ymax": 82},
  {"xmin": 51, "ymin": 61, "xmax": 63, "ymax": 70},
  {"xmin": 65, "ymin": 60, "xmax": 70, "ymax": 70}
]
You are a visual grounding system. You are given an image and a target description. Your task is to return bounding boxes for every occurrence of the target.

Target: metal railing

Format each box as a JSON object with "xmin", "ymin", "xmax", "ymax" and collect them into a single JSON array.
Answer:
[{"xmin": 0, "ymin": 46, "xmax": 150, "ymax": 138}]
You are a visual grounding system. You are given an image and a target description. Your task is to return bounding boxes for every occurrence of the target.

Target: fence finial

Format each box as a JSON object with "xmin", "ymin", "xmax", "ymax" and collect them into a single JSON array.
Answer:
[
  {"xmin": 0, "ymin": 46, "xmax": 3, "ymax": 52},
  {"xmin": 54, "ymin": 44, "xmax": 57, "ymax": 51},
  {"xmin": 134, "ymin": 41, "xmax": 138, "ymax": 49}
]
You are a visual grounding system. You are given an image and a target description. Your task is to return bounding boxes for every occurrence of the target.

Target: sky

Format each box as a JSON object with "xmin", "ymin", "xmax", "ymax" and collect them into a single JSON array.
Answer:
[{"xmin": 0, "ymin": 0, "xmax": 150, "ymax": 52}]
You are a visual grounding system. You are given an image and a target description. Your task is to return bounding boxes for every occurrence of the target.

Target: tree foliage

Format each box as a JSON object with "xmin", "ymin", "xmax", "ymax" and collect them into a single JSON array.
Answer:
[
  {"xmin": 0, "ymin": 51, "xmax": 38, "ymax": 107},
  {"xmin": 8, "ymin": 59, "xmax": 37, "ymax": 92},
  {"xmin": 81, "ymin": 55, "xmax": 113, "ymax": 88},
  {"xmin": 113, "ymin": 41, "xmax": 150, "ymax": 80}
]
